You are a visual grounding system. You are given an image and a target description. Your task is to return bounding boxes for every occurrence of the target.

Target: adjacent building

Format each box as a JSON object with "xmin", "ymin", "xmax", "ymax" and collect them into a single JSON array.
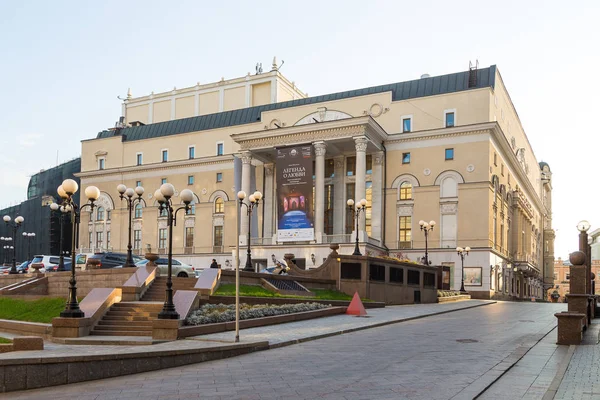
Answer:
[
  {"xmin": 551, "ymin": 257, "xmax": 600, "ymax": 302},
  {"xmin": 77, "ymin": 62, "xmax": 554, "ymax": 300}
]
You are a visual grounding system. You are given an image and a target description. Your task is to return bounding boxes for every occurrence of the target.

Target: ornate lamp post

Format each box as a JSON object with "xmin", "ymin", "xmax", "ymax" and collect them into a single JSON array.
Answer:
[
  {"xmin": 3, "ymin": 215, "xmax": 24, "ymax": 274},
  {"xmin": 456, "ymin": 246, "xmax": 470, "ymax": 293},
  {"xmin": 117, "ymin": 184, "xmax": 145, "ymax": 268},
  {"xmin": 347, "ymin": 198, "xmax": 367, "ymax": 256},
  {"xmin": 155, "ymin": 183, "xmax": 195, "ymax": 320},
  {"xmin": 55, "ymin": 179, "xmax": 100, "ymax": 318},
  {"xmin": 419, "ymin": 219, "xmax": 436, "ymax": 265},
  {"xmin": 237, "ymin": 190, "xmax": 262, "ymax": 271},
  {"xmin": 22, "ymin": 232, "xmax": 36, "ymax": 263},
  {"xmin": 50, "ymin": 202, "xmax": 70, "ymax": 271}
]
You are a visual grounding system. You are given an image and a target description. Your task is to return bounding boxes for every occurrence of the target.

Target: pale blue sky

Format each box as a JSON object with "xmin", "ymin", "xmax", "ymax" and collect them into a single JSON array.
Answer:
[{"xmin": 0, "ymin": 0, "xmax": 598, "ymax": 258}]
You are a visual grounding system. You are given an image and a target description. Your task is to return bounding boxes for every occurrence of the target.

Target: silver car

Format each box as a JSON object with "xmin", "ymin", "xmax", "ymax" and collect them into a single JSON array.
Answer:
[{"xmin": 135, "ymin": 258, "xmax": 196, "ymax": 278}]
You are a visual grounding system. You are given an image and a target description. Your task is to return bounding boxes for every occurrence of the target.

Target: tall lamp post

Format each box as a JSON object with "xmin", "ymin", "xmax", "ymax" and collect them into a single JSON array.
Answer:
[
  {"xmin": 3, "ymin": 215, "xmax": 24, "ymax": 274},
  {"xmin": 456, "ymin": 246, "xmax": 470, "ymax": 293},
  {"xmin": 55, "ymin": 179, "xmax": 100, "ymax": 318},
  {"xmin": 117, "ymin": 184, "xmax": 145, "ymax": 268},
  {"xmin": 419, "ymin": 220, "xmax": 436, "ymax": 265},
  {"xmin": 22, "ymin": 232, "xmax": 36, "ymax": 263},
  {"xmin": 238, "ymin": 190, "xmax": 262, "ymax": 272},
  {"xmin": 50, "ymin": 203, "xmax": 70, "ymax": 271},
  {"xmin": 347, "ymin": 198, "xmax": 367, "ymax": 256},
  {"xmin": 0, "ymin": 237, "xmax": 11, "ymax": 264},
  {"xmin": 155, "ymin": 183, "xmax": 195, "ymax": 320}
]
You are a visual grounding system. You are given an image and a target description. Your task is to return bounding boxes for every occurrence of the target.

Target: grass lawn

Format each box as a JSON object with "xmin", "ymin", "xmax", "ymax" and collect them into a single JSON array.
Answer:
[
  {"xmin": 0, "ymin": 337, "xmax": 12, "ymax": 344},
  {"xmin": 0, "ymin": 297, "xmax": 66, "ymax": 323},
  {"xmin": 214, "ymin": 284, "xmax": 367, "ymax": 301}
]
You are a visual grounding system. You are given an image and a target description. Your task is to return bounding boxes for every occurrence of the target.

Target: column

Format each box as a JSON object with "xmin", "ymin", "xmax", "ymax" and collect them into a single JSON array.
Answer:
[
  {"xmin": 240, "ymin": 152, "xmax": 252, "ymax": 245},
  {"xmin": 333, "ymin": 156, "xmax": 345, "ymax": 235},
  {"xmin": 354, "ymin": 136, "xmax": 368, "ymax": 234},
  {"xmin": 263, "ymin": 164, "xmax": 275, "ymax": 239},
  {"xmin": 371, "ymin": 152, "xmax": 384, "ymax": 241},
  {"xmin": 314, "ymin": 142, "xmax": 327, "ymax": 243}
]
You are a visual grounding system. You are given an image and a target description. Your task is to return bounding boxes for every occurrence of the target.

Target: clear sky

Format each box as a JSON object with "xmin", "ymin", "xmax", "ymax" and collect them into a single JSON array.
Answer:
[{"xmin": 0, "ymin": 0, "xmax": 598, "ymax": 258}]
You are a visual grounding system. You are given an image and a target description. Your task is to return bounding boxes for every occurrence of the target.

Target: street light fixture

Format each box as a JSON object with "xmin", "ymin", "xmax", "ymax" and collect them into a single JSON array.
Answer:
[
  {"xmin": 238, "ymin": 190, "xmax": 262, "ymax": 271},
  {"xmin": 22, "ymin": 232, "xmax": 36, "ymax": 264},
  {"xmin": 456, "ymin": 246, "xmax": 471, "ymax": 293},
  {"xmin": 3, "ymin": 215, "xmax": 24, "ymax": 274},
  {"xmin": 155, "ymin": 184, "xmax": 195, "ymax": 320},
  {"xmin": 117, "ymin": 184, "xmax": 145, "ymax": 268},
  {"xmin": 50, "ymin": 202, "xmax": 70, "ymax": 271},
  {"xmin": 55, "ymin": 179, "xmax": 100, "ymax": 318},
  {"xmin": 347, "ymin": 198, "xmax": 367, "ymax": 256},
  {"xmin": 419, "ymin": 219, "xmax": 436, "ymax": 265}
]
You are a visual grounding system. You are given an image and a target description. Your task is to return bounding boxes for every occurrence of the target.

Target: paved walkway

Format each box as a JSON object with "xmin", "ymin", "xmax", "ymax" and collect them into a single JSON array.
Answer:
[{"xmin": 1, "ymin": 301, "xmax": 566, "ymax": 400}]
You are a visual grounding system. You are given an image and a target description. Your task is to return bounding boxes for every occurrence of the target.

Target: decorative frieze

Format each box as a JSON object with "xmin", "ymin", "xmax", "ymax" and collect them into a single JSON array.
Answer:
[{"xmin": 440, "ymin": 203, "xmax": 458, "ymax": 214}]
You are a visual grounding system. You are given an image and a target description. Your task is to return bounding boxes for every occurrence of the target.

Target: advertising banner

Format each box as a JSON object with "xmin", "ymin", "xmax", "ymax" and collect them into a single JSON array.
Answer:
[{"xmin": 276, "ymin": 145, "xmax": 314, "ymax": 242}]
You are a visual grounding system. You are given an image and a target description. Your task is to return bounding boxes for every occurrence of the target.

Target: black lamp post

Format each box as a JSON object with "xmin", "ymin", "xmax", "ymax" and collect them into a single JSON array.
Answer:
[
  {"xmin": 0, "ymin": 237, "xmax": 12, "ymax": 264},
  {"xmin": 347, "ymin": 198, "xmax": 367, "ymax": 256},
  {"xmin": 50, "ymin": 203, "xmax": 70, "ymax": 271},
  {"xmin": 56, "ymin": 179, "xmax": 100, "ymax": 318},
  {"xmin": 456, "ymin": 246, "xmax": 470, "ymax": 293},
  {"xmin": 419, "ymin": 219, "xmax": 436, "ymax": 265},
  {"xmin": 155, "ymin": 184, "xmax": 195, "ymax": 320},
  {"xmin": 237, "ymin": 190, "xmax": 262, "ymax": 271},
  {"xmin": 117, "ymin": 184, "xmax": 145, "ymax": 268},
  {"xmin": 3, "ymin": 215, "xmax": 24, "ymax": 274},
  {"xmin": 22, "ymin": 232, "xmax": 36, "ymax": 264}
]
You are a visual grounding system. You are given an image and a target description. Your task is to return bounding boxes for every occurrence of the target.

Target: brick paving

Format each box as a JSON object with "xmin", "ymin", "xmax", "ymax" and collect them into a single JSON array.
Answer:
[{"xmin": 0, "ymin": 301, "xmax": 564, "ymax": 400}]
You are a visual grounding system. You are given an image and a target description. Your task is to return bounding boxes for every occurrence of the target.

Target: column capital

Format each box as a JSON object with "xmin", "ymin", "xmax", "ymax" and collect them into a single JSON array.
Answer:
[
  {"xmin": 373, "ymin": 152, "xmax": 384, "ymax": 165},
  {"xmin": 313, "ymin": 141, "xmax": 327, "ymax": 157},
  {"xmin": 241, "ymin": 152, "xmax": 252, "ymax": 165},
  {"xmin": 354, "ymin": 136, "xmax": 368, "ymax": 153}
]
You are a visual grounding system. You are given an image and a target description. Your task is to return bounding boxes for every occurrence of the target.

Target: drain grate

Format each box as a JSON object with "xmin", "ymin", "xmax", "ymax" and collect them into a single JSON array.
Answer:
[{"xmin": 456, "ymin": 339, "xmax": 479, "ymax": 343}]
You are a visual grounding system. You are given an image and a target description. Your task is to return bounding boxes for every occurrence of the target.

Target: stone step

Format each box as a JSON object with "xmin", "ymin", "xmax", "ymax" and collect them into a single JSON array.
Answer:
[
  {"xmin": 105, "ymin": 311, "xmax": 158, "ymax": 317},
  {"xmin": 97, "ymin": 320, "xmax": 154, "ymax": 326},
  {"xmin": 102, "ymin": 315, "xmax": 155, "ymax": 322},
  {"xmin": 109, "ymin": 306, "xmax": 163, "ymax": 313},
  {"xmin": 94, "ymin": 325, "xmax": 153, "ymax": 331},
  {"xmin": 90, "ymin": 330, "xmax": 152, "ymax": 337}
]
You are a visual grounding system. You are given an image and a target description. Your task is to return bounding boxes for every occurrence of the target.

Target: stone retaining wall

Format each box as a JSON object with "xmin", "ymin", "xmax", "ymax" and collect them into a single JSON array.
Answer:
[{"xmin": 207, "ymin": 295, "xmax": 385, "ymax": 308}]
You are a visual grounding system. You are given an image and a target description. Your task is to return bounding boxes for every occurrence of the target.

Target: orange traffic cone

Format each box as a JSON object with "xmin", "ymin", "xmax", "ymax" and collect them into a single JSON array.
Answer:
[{"xmin": 346, "ymin": 291, "xmax": 367, "ymax": 316}]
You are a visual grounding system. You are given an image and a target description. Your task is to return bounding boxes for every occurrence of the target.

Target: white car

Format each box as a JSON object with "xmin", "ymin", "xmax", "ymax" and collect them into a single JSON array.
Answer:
[
  {"xmin": 30, "ymin": 255, "xmax": 72, "ymax": 273},
  {"xmin": 134, "ymin": 258, "xmax": 196, "ymax": 278}
]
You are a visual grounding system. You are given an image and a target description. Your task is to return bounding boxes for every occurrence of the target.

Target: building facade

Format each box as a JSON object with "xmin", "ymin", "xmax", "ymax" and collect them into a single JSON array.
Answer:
[
  {"xmin": 77, "ymin": 63, "xmax": 554, "ymax": 300},
  {"xmin": 551, "ymin": 258, "xmax": 600, "ymax": 302}
]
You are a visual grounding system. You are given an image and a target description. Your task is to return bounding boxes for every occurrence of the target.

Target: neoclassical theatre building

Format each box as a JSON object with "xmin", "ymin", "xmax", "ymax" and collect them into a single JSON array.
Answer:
[{"xmin": 77, "ymin": 62, "xmax": 554, "ymax": 300}]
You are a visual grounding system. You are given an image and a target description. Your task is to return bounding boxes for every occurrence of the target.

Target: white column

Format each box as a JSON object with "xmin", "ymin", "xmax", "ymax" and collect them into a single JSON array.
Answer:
[
  {"xmin": 240, "ymin": 152, "xmax": 252, "ymax": 245},
  {"xmin": 194, "ymin": 92, "xmax": 200, "ymax": 116},
  {"xmin": 170, "ymin": 98, "xmax": 176, "ymax": 120},
  {"xmin": 333, "ymin": 156, "xmax": 345, "ymax": 235},
  {"xmin": 371, "ymin": 152, "xmax": 384, "ymax": 240},
  {"xmin": 263, "ymin": 164, "xmax": 274, "ymax": 239},
  {"xmin": 314, "ymin": 142, "xmax": 327, "ymax": 243},
  {"xmin": 354, "ymin": 136, "xmax": 368, "ymax": 234},
  {"xmin": 148, "ymin": 101, "xmax": 154, "ymax": 124}
]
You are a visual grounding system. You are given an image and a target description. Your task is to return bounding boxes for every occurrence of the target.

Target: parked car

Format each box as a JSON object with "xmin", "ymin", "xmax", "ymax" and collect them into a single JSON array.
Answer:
[
  {"xmin": 49, "ymin": 260, "xmax": 73, "ymax": 272},
  {"xmin": 30, "ymin": 255, "xmax": 71, "ymax": 273},
  {"xmin": 85, "ymin": 252, "xmax": 143, "ymax": 269},
  {"xmin": 1, "ymin": 261, "xmax": 30, "ymax": 274},
  {"xmin": 133, "ymin": 258, "xmax": 196, "ymax": 278}
]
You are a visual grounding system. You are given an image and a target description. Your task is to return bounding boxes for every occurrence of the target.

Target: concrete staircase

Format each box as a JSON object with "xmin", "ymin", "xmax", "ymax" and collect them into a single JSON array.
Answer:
[
  {"xmin": 141, "ymin": 276, "xmax": 197, "ymax": 301},
  {"xmin": 90, "ymin": 302, "xmax": 163, "ymax": 336}
]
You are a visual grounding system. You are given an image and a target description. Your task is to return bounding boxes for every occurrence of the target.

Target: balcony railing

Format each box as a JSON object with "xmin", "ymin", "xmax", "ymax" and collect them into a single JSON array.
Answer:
[
  {"xmin": 322, "ymin": 234, "xmax": 352, "ymax": 244},
  {"xmin": 396, "ymin": 241, "xmax": 413, "ymax": 249}
]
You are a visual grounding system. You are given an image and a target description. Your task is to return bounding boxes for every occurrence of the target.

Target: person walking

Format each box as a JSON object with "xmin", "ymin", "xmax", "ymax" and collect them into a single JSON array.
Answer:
[{"xmin": 210, "ymin": 259, "xmax": 219, "ymax": 269}]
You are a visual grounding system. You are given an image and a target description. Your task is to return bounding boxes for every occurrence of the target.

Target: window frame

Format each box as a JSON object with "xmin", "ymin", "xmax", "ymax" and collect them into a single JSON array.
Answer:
[
  {"xmin": 402, "ymin": 152, "xmax": 411, "ymax": 164},
  {"xmin": 161, "ymin": 178, "xmax": 167, "ymax": 185},
  {"xmin": 98, "ymin": 157, "xmax": 105, "ymax": 170},
  {"xmin": 445, "ymin": 148, "xmax": 454, "ymax": 161},
  {"xmin": 401, "ymin": 115, "xmax": 413, "ymax": 133},
  {"xmin": 136, "ymin": 152, "xmax": 143, "ymax": 166},
  {"xmin": 444, "ymin": 109, "xmax": 456, "ymax": 128},
  {"xmin": 161, "ymin": 149, "xmax": 169, "ymax": 163},
  {"xmin": 187, "ymin": 175, "xmax": 194, "ymax": 185},
  {"xmin": 216, "ymin": 141, "xmax": 224, "ymax": 156},
  {"xmin": 134, "ymin": 203, "xmax": 143, "ymax": 219},
  {"xmin": 188, "ymin": 145, "xmax": 195, "ymax": 160},
  {"xmin": 216, "ymin": 172, "xmax": 223, "ymax": 182},
  {"xmin": 214, "ymin": 197, "xmax": 224, "ymax": 214}
]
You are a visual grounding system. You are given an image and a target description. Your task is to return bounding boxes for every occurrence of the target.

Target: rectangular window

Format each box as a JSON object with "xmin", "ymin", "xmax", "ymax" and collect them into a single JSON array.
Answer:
[
  {"xmin": 161, "ymin": 178, "xmax": 167, "ymax": 185},
  {"xmin": 213, "ymin": 226, "xmax": 223, "ymax": 247},
  {"xmin": 216, "ymin": 172, "xmax": 223, "ymax": 182},
  {"xmin": 365, "ymin": 181, "xmax": 372, "ymax": 237},
  {"xmin": 407, "ymin": 270, "xmax": 420, "ymax": 285},
  {"xmin": 445, "ymin": 111, "xmax": 455, "ymax": 127},
  {"xmin": 398, "ymin": 216, "xmax": 412, "ymax": 249},
  {"xmin": 136, "ymin": 153, "xmax": 142, "ymax": 166},
  {"xmin": 88, "ymin": 232, "xmax": 92, "ymax": 249},
  {"xmin": 402, "ymin": 152, "xmax": 411, "ymax": 164},
  {"xmin": 96, "ymin": 232, "xmax": 103, "ymax": 249},
  {"xmin": 402, "ymin": 117, "xmax": 412, "ymax": 133},
  {"xmin": 345, "ymin": 183, "xmax": 355, "ymax": 234},
  {"xmin": 508, "ymin": 174, "xmax": 511, "ymax": 185},
  {"xmin": 341, "ymin": 262, "xmax": 361, "ymax": 280},
  {"xmin": 158, "ymin": 229, "xmax": 167, "ymax": 249},
  {"xmin": 136, "ymin": 180, "xmax": 142, "ymax": 188},
  {"xmin": 134, "ymin": 204, "xmax": 142, "ymax": 218},
  {"xmin": 185, "ymin": 227, "xmax": 194, "ymax": 248},
  {"xmin": 346, "ymin": 156, "xmax": 356, "ymax": 176},
  {"xmin": 134, "ymin": 230, "xmax": 141, "ymax": 249},
  {"xmin": 423, "ymin": 272, "xmax": 436, "ymax": 288},
  {"xmin": 216, "ymin": 142, "xmax": 224, "ymax": 156},
  {"xmin": 106, "ymin": 231, "xmax": 111, "ymax": 248},
  {"xmin": 188, "ymin": 175, "xmax": 194, "ymax": 185},
  {"xmin": 445, "ymin": 148, "xmax": 454, "ymax": 160},
  {"xmin": 98, "ymin": 158, "xmax": 105, "ymax": 170},
  {"xmin": 494, "ymin": 153, "xmax": 497, "ymax": 166},
  {"xmin": 188, "ymin": 146, "xmax": 195, "ymax": 159},
  {"xmin": 106, "ymin": 210, "xmax": 111, "ymax": 221},
  {"xmin": 162, "ymin": 150, "xmax": 168, "ymax": 162},
  {"xmin": 501, "ymin": 164, "xmax": 505, "ymax": 176},
  {"xmin": 366, "ymin": 155, "xmax": 372, "ymax": 175},
  {"xmin": 390, "ymin": 267, "xmax": 404, "ymax": 283},
  {"xmin": 325, "ymin": 159, "xmax": 334, "ymax": 178},
  {"xmin": 369, "ymin": 264, "xmax": 386, "ymax": 282}
]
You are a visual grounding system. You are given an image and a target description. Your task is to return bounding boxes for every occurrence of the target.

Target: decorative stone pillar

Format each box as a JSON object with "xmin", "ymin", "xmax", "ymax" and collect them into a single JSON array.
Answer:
[
  {"xmin": 263, "ymin": 164, "xmax": 275, "ymax": 239},
  {"xmin": 240, "ymin": 152, "xmax": 252, "ymax": 245},
  {"xmin": 371, "ymin": 152, "xmax": 384, "ymax": 241},
  {"xmin": 354, "ymin": 136, "xmax": 368, "ymax": 234},
  {"xmin": 332, "ymin": 157, "xmax": 345, "ymax": 235},
  {"xmin": 313, "ymin": 142, "xmax": 327, "ymax": 243}
]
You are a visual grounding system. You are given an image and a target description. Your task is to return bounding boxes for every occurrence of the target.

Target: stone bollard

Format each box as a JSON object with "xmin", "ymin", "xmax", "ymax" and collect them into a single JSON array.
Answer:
[
  {"xmin": 555, "ymin": 312, "xmax": 586, "ymax": 345},
  {"xmin": 329, "ymin": 243, "xmax": 339, "ymax": 256},
  {"xmin": 567, "ymin": 251, "xmax": 593, "ymax": 327},
  {"xmin": 30, "ymin": 263, "xmax": 44, "ymax": 275},
  {"xmin": 284, "ymin": 253, "xmax": 295, "ymax": 268}
]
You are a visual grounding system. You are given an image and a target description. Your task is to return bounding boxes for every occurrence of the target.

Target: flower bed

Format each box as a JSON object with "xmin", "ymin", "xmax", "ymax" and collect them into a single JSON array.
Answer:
[{"xmin": 186, "ymin": 302, "xmax": 331, "ymax": 326}]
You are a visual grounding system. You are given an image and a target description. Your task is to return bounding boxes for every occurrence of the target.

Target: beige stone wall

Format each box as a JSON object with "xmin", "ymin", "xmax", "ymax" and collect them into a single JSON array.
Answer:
[
  {"xmin": 127, "ymin": 104, "xmax": 148, "ymax": 124},
  {"xmin": 199, "ymin": 91, "xmax": 219, "ymax": 115},
  {"xmin": 175, "ymin": 96, "xmax": 195, "ymax": 119},
  {"xmin": 251, "ymin": 81, "xmax": 271, "ymax": 106},
  {"xmin": 153, "ymin": 100, "xmax": 171, "ymax": 123},
  {"xmin": 223, "ymin": 86, "xmax": 245, "ymax": 111}
]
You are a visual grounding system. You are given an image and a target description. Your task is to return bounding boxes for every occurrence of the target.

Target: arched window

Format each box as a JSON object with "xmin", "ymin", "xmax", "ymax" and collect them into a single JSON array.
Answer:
[
  {"xmin": 399, "ymin": 182, "xmax": 412, "ymax": 200},
  {"xmin": 134, "ymin": 203, "xmax": 143, "ymax": 218},
  {"xmin": 441, "ymin": 177, "xmax": 457, "ymax": 198},
  {"xmin": 97, "ymin": 207, "xmax": 104, "ymax": 221},
  {"xmin": 214, "ymin": 197, "xmax": 224, "ymax": 213}
]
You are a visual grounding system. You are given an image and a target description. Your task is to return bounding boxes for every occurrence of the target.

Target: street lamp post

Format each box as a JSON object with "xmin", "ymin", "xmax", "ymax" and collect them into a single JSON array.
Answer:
[
  {"xmin": 419, "ymin": 220, "xmax": 436, "ymax": 265},
  {"xmin": 238, "ymin": 190, "xmax": 262, "ymax": 272},
  {"xmin": 50, "ymin": 203, "xmax": 70, "ymax": 271},
  {"xmin": 22, "ymin": 232, "xmax": 36, "ymax": 263},
  {"xmin": 117, "ymin": 184, "xmax": 145, "ymax": 268},
  {"xmin": 155, "ymin": 184, "xmax": 195, "ymax": 320},
  {"xmin": 55, "ymin": 179, "xmax": 100, "ymax": 318},
  {"xmin": 347, "ymin": 198, "xmax": 367, "ymax": 256},
  {"xmin": 456, "ymin": 246, "xmax": 470, "ymax": 293},
  {"xmin": 0, "ymin": 237, "xmax": 11, "ymax": 264},
  {"xmin": 3, "ymin": 215, "xmax": 25, "ymax": 274}
]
